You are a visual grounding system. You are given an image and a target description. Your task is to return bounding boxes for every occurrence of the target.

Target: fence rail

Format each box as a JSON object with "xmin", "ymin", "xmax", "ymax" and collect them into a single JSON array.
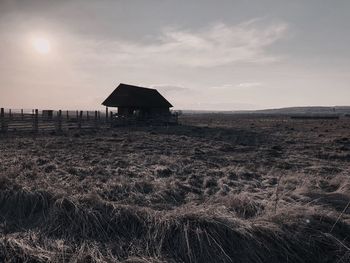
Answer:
[
  {"xmin": 0, "ymin": 108, "xmax": 178, "ymax": 133},
  {"xmin": 0, "ymin": 108, "xmax": 116, "ymax": 133}
]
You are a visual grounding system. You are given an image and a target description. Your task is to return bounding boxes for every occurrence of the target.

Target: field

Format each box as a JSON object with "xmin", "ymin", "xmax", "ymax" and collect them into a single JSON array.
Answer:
[{"xmin": 0, "ymin": 114, "xmax": 349, "ymax": 262}]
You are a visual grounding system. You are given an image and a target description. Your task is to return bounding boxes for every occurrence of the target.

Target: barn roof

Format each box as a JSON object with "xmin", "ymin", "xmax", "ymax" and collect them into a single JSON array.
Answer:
[{"xmin": 102, "ymin": 83, "xmax": 173, "ymax": 108}]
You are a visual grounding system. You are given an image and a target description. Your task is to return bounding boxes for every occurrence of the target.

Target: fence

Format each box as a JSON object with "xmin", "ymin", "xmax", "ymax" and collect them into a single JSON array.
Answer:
[
  {"xmin": 0, "ymin": 108, "xmax": 178, "ymax": 133},
  {"xmin": 0, "ymin": 108, "xmax": 116, "ymax": 133}
]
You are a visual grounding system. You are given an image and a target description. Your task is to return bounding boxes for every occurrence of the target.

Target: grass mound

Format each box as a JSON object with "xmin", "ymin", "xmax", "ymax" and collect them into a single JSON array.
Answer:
[
  {"xmin": 1, "ymin": 186, "xmax": 349, "ymax": 262},
  {"xmin": 157, "ymin": 209, "xmax": 350, "ymax": 263}
]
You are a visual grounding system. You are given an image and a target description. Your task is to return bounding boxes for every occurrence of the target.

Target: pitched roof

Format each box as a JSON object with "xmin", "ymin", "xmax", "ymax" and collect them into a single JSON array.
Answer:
[{"xmin": 102, "ymin": 83, "xmax": 173, "ymax": 108}]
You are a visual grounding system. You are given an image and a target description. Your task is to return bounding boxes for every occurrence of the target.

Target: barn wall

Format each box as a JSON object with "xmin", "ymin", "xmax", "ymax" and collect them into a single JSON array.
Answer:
[
  {"xmin": 150, "ymin": 107, "xmax": 170, "ymax": 115},
  {"xmin": 118, "ymin": 107, "xmax": 170, "ymax": 117},
  {"xmin": 118, "ymin": 107, "xmax": 134, "ymax": 116}
]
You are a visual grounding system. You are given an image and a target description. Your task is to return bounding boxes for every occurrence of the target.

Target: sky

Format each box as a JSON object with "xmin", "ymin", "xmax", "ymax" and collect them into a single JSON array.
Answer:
[{"xmin": 1, "ymin": 0, "xmax": 350, "ymax": 110}]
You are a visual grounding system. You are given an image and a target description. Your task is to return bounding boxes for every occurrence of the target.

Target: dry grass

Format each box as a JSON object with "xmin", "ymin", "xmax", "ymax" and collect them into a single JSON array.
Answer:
[{"xmin": 0, "ymin": 115, "xmax": 349, "ymax": 262}]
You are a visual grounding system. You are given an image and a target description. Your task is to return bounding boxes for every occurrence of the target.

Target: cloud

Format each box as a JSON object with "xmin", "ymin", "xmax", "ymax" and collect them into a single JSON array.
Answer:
[
  {"xmin": 211, "ymin": 82, "xmax": 263, "ymax": 89},
  {"xmin": 150, "ymin": 85, "xmax": 189, "ymax": 93},
  {"xmin": 236, "ymin": 82, "xmax": 263, "ymax": 88},
  {"xmin": 77, "ymin": 19, "xmax": 288, "ymax": 68}
]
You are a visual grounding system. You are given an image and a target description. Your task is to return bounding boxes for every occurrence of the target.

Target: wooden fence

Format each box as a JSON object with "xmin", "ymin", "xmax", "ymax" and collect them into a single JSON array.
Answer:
[
  {"xmin": 0, "ymin": 108, "xmax": 178, "ymax": 133},
  {"xmin": 0, "ymin": 108, "xmax": 116, "ymax": 133}
]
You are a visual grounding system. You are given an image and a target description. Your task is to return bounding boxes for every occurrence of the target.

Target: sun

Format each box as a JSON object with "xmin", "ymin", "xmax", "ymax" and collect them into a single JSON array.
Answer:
[{"xmin": 32, "ymin": 37, "xmax": 51, "ymax": 54}]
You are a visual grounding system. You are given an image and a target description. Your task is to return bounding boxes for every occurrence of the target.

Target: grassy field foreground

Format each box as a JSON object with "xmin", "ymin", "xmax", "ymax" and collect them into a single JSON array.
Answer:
[{"xmin": 0, "ymin": 115, "xmax": 349, "ymax": 262}]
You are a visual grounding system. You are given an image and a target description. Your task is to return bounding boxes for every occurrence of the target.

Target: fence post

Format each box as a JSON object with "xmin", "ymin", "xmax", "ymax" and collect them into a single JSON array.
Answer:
[
  {"xmin": 76, "ymin": 111, "xmax": 79, "ymax": 129},
  {"xmin": 105, "ymin": 107, "xmax": 108, "ymax": 122},
  {"xmin": 78, "ymin": 111, "xmax": 83, "ymax": 130},
  {"xmin": 1, "ymin": 108, "xmax": 6, "ymax": 133},
  {"xmin": 57, "ymin": 110, "xmax": 62, "ymax": 132},
  {"xmin": 9, "ymin": 109, "xmax": 12, "ymax": 119},
  {"xmin": 94, "ymin": 111, "xmax": 99, "ymax": 129},
  {"xmin": 66, "ymin": 110, "xmax": 69, "ymax": 120},
  {"xmin": 87, "ymin": 111, "xmax": 89, "ymax": 121},
  {"xmin": 110, "ymin": 111, "xmax": 113, "ymax": 127},
  {"xmin": 21, "ymin": 109, "xmax": 24, "ymax": 120},
  {"xmin": 33, "ymin": 109, "xmax": 38, "ymax": 133}
]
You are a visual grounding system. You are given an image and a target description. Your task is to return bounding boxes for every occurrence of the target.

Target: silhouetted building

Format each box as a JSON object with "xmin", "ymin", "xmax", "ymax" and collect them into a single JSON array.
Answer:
[{"xmin": 102, "ymin": 83, "xmax": 173, "ymax": 118}]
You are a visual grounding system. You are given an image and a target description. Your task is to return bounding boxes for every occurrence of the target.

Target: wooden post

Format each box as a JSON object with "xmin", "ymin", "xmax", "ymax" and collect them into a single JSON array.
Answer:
[
  {"xmin": 106, "ymin": 107, "xmax": 109, "ymax": 122},
  {"xmin": 110, "ymin": 111, "xmax": 113, "ymax": 127},
  {"xmin": 78, "ymin": 111, "xmax": 83, "ymax": 130},
  {"xmin": 9, "ymin": 109, "xmax": 12, "ymax": 119},
  {"xmin": 33, "ymin": 109, "xmax": 38, "ymax": 133},
  {"xmin": 1, "ymin": 108, "xmax": 6, "ymax": 133},
  {"xmin": 21, "ymin": 109, "xmax": 24, "ymax": 120},
  {"xmin": 76, "ymin": 111, "xmax": 79, "ymax": 129},
  {"xmin": 57, "ymin": 110, "xmax": 62, "ymax": 132},
  {"xmin": 66, "ymin": 110, "xmax": 69, "ymax": 120},
  {"xmin": 94, "ymin": 110, "xmax": 98, "ymax": 129}
]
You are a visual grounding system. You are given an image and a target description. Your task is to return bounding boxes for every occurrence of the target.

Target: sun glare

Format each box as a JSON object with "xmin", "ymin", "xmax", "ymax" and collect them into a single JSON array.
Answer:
[{"xmin": 32, "ymin": 37, "xmax": 50, "ymax": 54}]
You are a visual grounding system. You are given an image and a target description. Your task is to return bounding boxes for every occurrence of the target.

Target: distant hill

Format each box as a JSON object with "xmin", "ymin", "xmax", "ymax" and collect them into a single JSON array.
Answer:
[
  {"xmin": 180, "ymin": 106, "xmax": 350, "ymax": 115},
  {"xmin": 253, "ymin": 106, "xmax": 350, "ymax": 115}
]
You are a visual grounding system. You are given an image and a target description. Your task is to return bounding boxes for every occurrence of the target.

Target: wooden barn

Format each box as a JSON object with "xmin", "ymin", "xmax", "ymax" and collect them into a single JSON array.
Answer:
[{"xmin": 102, "ymin": 83, "xmax": 173, "ymax": 119}]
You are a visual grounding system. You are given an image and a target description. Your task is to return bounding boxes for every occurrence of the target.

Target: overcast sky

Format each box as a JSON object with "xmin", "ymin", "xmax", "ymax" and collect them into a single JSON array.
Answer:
[{"xmin": 1, "ymin": 0, "xmax": 349, "ymax": 110}]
